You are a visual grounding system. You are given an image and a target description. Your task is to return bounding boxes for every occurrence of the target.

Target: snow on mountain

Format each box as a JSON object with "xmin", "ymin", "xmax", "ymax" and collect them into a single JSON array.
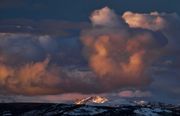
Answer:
[
  {"xmin": 74, "ymin": 96, "xmax": 135, "ymax": 107},
  {"xmin": 134, "ymin": 108, "xmax": 172, "ymax": 116},
  {"xmin": 63, "ymin": 106, "xmax": 107, "ymax": 115},
  {"xmin": 0, "ymin": 102, "xmax": 179, "ymax": 116},
  {"xmin": 75, "ymin": 96, "xmax": 108, "ymax": 105}
]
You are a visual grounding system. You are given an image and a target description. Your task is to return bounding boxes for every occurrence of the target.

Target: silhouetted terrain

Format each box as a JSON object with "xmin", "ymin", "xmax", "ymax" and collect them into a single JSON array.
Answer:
[{"xmin": 0, "ymin": 102, "xmax": 179, "ymax": 116}]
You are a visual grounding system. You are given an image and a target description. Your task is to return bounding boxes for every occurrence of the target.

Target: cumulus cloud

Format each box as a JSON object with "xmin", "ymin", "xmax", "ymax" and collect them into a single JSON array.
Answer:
[
  {"xmin": 122, "ymin": 11, "xmax": 167, "ymax": 31},
  {"xmin": 122, "ymin": 11, "xmax": 180, "ymax": 100},
  {"xmin": 0, "ymin": 7, "xmax": 179, "ymax": 98},
  {"xmin": 81, "ymin": 7, "xmax": 167, "ymax": 92},
  {"xmin": 122, "ymin": 11, "xmax": 180, "ymax": 72},
  {"xmin": 0, "ymin": 32, "xmax": 100, "ymax": 95},
  {"xmin": 0, "ymin": 33, "xmax": 94, "ymax": 95},
  {"xmin": 122, "ymin": 11, "xmax": 180, "ymax": 50},
  {"xmin": 90, "ymin": 7, "xmax": 126, "ymax": 27},
  {"xmin": 0, "ymin": 55, "xmax": 101, "ymax": 95},
  {"xmin": 0, "ymin": 58, "xmax": 63, "ymax": 95}
]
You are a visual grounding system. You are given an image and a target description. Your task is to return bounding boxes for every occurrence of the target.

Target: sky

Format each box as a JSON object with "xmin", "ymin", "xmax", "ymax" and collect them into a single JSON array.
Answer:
[{"xmin": 0, "ymin": 0, "xmax": 180, "ymax": 104}]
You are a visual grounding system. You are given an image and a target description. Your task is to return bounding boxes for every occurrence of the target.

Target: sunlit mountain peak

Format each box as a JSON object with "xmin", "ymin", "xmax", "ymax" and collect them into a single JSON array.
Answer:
[{"xmin": 75, "ymin": 96, "xmax": 108, "ymax": 105}]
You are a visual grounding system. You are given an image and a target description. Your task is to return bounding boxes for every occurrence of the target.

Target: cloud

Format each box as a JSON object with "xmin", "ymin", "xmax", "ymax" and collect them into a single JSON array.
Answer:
[
  {"xmin": 0, "ymin": 33, "xmax": 93, "ymax": 95},
  {"xmin": 122, "ymin": 11, "xmax": 167, "ymax": 31},
  {"xmin": 0, "ymin": 32, "xmax": 85, "ymax": 65},
  {"xmin": 122, "ymin": 11, "xmax": 180, "ymax": 101},
  {"xmin": 122, "ymin": 11, "xmax": 180, "ymax": 50},
  {"xmin": 122, "ymin": 10, "xmax": 180, "ymax": 71},
  {"xmin": 118, "ymin": 90, "xmax": 151, "ymax": 98},
  {"xmin": 90, "ymin": 7, "xmax": 126, "ymax": 27},
  {"xmin": 0, "ymin": 33, "xmax": 50, "ymax": 64},
  {"xmin": 0, "ymin": 57, "xmax": 63, "ymax": 95},
  {"xmin": 0, "ymin": 7, "xmax": 179, "ymax": 98},
  {"xmin": 122, "ymin": 11, "xmax": 180, "ymax": 31},
  {"xmin": 81, "ymin": 7, "xmax": 167, "ymax": 92},
  {"xmin": 0, "ymin": 55, "xmax": 101, "ymax": 95}
]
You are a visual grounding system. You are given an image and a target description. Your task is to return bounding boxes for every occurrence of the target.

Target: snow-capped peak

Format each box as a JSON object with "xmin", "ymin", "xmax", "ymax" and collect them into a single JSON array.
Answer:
[{"xmin": 75, "ymin": 96, "xmax": 108, "ymax": 105}]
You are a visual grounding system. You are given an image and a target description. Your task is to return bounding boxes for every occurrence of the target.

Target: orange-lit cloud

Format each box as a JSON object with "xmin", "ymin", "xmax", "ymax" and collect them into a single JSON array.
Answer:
[
  {"xmin": 122, "ymin": 11, "xmax": 166, "ymax": 31},
  {"xmin": 81, "ymin": 7, "xmax": 167, "ymax": 92},
  {"xmin": 0, "ymin": 7, "xmax": 176, "ymax": 96},
  {"xmin": 0, "ymin": 57, "xmax": 64, "ymax": 95},
  {"xmin": 122, "ymin": 11, "xmax": 180, "ymax": 50},
  {"xmin": 118, "ymin": 90, "xmax": 151, "ymax": 98},
  {"xmin": 90, "ymin": 7, "xmax": 125, "ymax": 27}
]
